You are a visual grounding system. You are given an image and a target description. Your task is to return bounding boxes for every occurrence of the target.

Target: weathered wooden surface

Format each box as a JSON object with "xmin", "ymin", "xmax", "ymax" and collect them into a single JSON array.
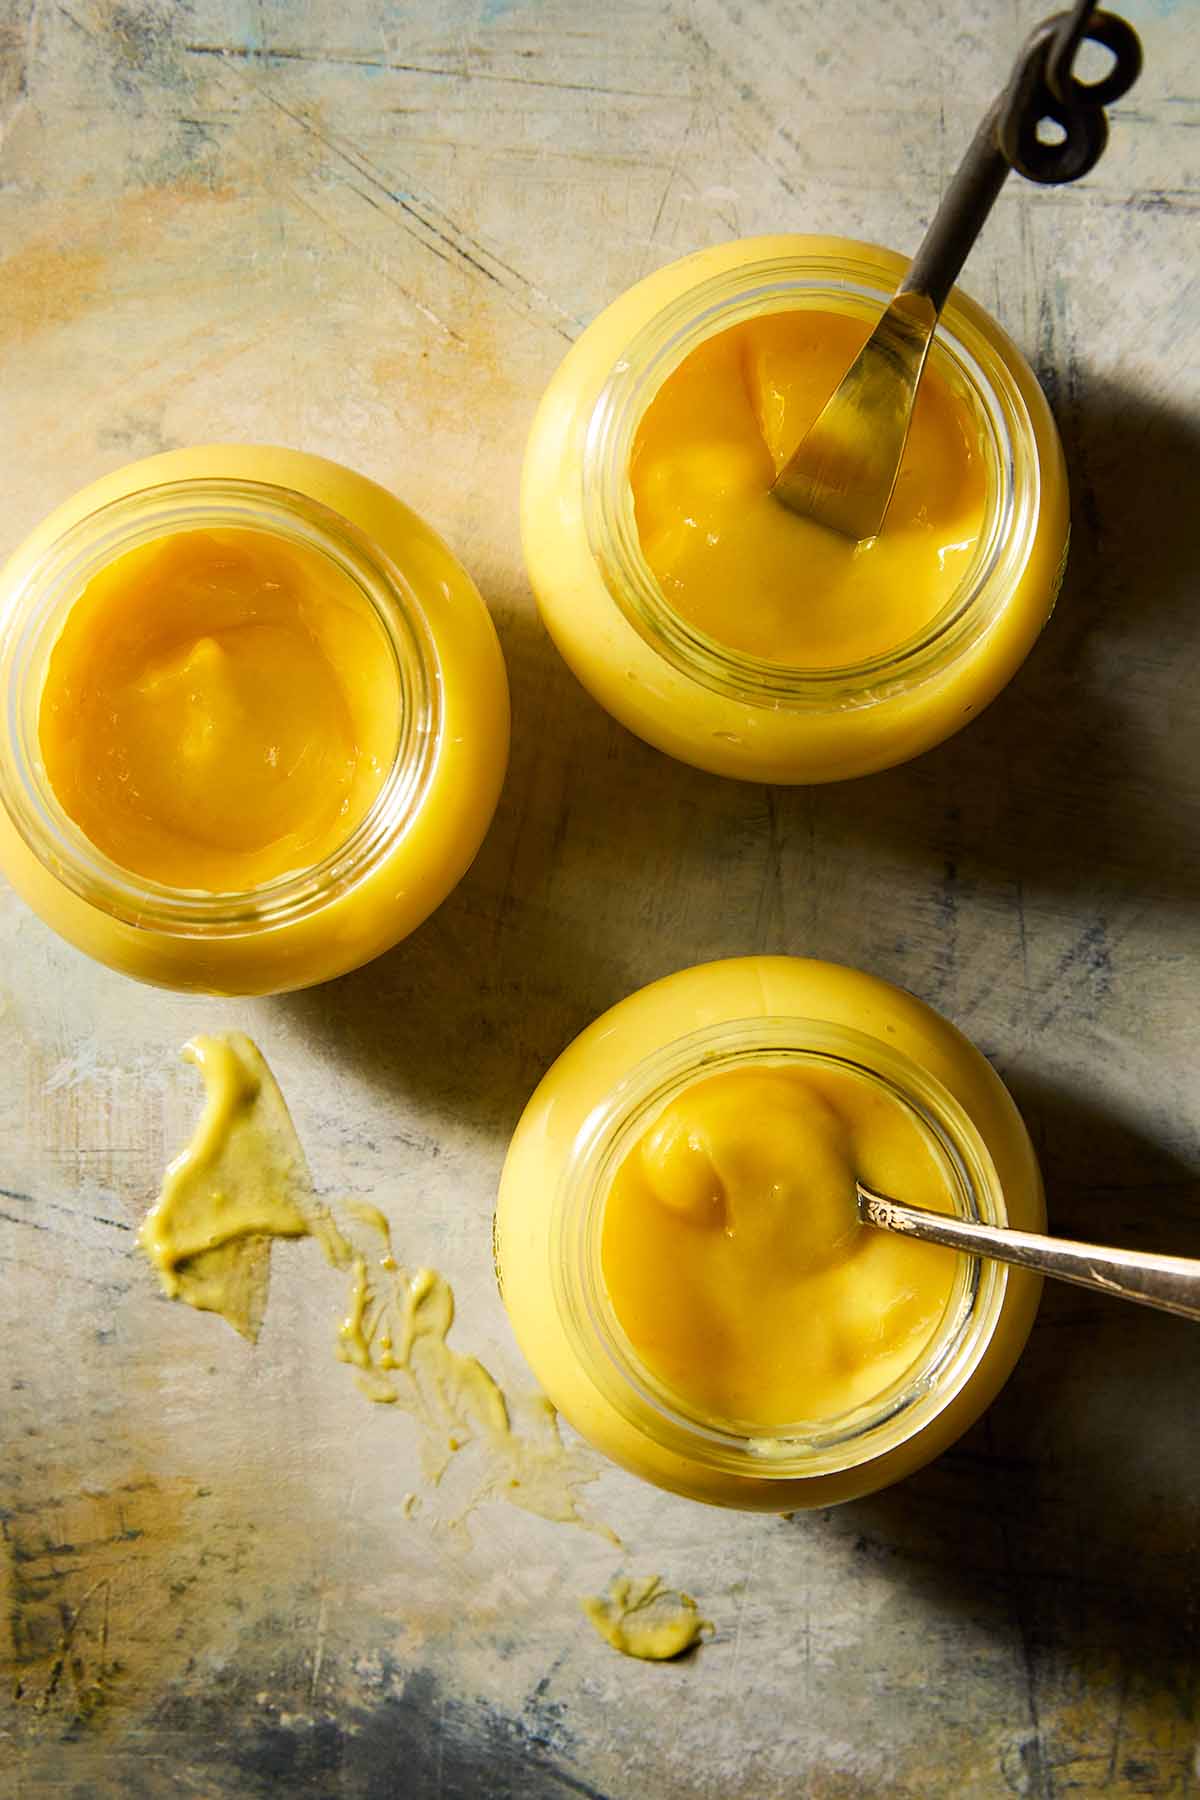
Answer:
[{"xmin": 2, "ymin": 1, "xmax": 1198, "ymax": 1794}]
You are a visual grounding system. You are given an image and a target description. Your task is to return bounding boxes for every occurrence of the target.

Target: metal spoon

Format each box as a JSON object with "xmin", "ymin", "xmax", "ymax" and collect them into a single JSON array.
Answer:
[
  {"xmin": 857, "ymin": 1185, "xmax": 1200, "ymax": 1324},
  {"xmin": 771, "ymin": 0, "xmax": 1143, "ymax": 542}
]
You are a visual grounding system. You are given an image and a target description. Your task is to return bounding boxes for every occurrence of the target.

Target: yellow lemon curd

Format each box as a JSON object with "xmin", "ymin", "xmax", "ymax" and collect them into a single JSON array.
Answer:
[
  {"xmin": 630, "ymin": 310, "xmax": 987, "ymax": 668},
  {"xmin": 602, "ymin": 1063, "xmax": 957, "ymax": 1431},
  {"xmin": 496, "ymin": 956, "xmax": 1044, "ymax": 1510},
  {"xmin": 0, "ymin": 447, "xmax": 510, "ymax": 992},
  {"xmin": 520, "ymin": 235, "xmax": 1069, "ymax": 783},
  {"xmin": 39, "ymin": 528, "xmax": 399, "ymax": 892}
]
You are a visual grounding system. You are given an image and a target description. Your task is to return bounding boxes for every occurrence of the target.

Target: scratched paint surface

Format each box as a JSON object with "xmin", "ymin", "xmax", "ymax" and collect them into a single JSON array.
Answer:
[{"xmin": 1, "ymin": 0, "xmax": 1199, "ymax": 1794}]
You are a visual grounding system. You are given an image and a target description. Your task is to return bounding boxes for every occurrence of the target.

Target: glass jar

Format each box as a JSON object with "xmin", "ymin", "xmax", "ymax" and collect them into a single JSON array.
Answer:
[
  {"xmin": 522, "ymin": 235, "xmax": 1069, "ymax": 783},
  {"xmin": 495, "ymin": 956, "xmax": 1043, "ymax": 1510},
  {"xmin": 0, "ymin": 447, "xmax": 510, "ymax": 994}
]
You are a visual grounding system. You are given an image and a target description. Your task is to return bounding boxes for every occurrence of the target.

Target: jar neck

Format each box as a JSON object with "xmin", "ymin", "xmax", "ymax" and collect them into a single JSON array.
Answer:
[
  {"xmin": 552, "ymin": 1018, "xmax": 1008, "ymax": 1481},
  {"xmin": 0, "ymin": 478, "xmax": 442, "ymax": 936},
  {"xmin": 582, "ymin": 251, "xmax": 1039, "ymax": 708}
]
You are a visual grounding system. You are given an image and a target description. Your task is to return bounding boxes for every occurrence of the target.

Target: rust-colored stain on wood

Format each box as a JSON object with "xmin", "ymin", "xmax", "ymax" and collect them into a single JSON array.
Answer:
[{"xmin": 2, "ymin": 1476, "xmax": 196, "ymax": 1726}]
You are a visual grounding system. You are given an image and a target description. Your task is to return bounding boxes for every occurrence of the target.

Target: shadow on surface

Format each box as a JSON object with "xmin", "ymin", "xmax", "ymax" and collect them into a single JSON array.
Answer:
[
  {"xmin": 277, "ymin": 589, "xmax": 751, "ymax": 1138},
  {"xmin": 61, "ymin": 1663, "xmax": 614, "ymax": 1800},
  {"xmin": 811, "ymin": 1076, "xmax": 1200, "ymax": 1795},
  {"xmin": 793, "ymin": 374, "xmax": 1200, "ymax": 906},
  {"xmin": 279, "ymin": 378, "xmax": 1200, "ymax": 1151},
  {"xmin": 258, "ymin": 378, "xmax": 1199, "ymax": 1800},
  {"xmin": 1011, "ymin": 1068, "xmax": 1200, "ymax": 1249}
]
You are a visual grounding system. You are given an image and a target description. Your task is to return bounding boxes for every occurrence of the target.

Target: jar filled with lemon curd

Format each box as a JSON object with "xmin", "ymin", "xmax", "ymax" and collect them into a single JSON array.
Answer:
[
  {"xmin": 522, "ymin": 236, "xmax": 1069, "ymax": 783},
  {"xmin": 0, "ymin": 447, "xmax": 509, "ymax": 994},
  {"xmin": 496, "ymin": 958, "xmax": 1043, "ymax": 1510}
]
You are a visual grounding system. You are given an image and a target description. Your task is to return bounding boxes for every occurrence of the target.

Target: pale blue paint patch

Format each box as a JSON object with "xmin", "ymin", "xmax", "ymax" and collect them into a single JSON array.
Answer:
[{"xmin": 481, "ymin": 0, "xmax": 531, "ymax": 22}]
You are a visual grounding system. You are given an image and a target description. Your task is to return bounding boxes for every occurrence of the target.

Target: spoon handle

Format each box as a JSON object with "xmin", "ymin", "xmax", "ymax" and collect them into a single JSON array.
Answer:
[
  {"xmin": 857, "ymin": 1186, "xmax": 1200, "ymax": 1324},
  {"xmin": 898, "ymin": 110, "xmax": 1009, "ymax": 313},
  {"xmin": 899, "ymin": 0, "xmax": 1143, "ymax": 313}
]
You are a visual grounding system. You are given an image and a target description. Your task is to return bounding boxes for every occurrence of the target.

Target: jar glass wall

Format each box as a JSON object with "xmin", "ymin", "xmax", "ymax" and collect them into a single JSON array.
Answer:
[
  {"xmin": 522, "ymin": 236, "xmax": 1069, "ymax": 783},
  {"xmin": 496, "ymin": 957, "xmax": 1044, "ymax": 1510},
  {"xmin": 0, "ymin": 447, "xmax": 510, "ymax": 994}
]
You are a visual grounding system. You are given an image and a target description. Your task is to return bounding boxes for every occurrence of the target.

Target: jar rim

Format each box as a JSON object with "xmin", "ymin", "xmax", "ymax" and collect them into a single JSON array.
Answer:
[
  {"xmin": 551, "ymin": 1015, "xmax": 1009, "ymax": 1481},
  {"xmin": 582, "ymin": 249, "xmax": 1042, "ymax": 708},
  {"xmin": 0, "ymin": 476, "xmax": 443, "ymax": 937}
]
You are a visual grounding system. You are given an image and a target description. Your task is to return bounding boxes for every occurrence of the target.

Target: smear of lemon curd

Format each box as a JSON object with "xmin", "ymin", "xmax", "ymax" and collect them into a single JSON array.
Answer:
[
  {"xmin": 581, "ymin": 1576, "xmax": 712, "ymax": 1661},
  {"xmin": 139, "ymin": 1033, "xmax": 614, "ymax": 1542}
]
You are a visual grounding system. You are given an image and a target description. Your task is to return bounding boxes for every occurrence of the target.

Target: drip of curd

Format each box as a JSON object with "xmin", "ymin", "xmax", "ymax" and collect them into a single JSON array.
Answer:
[
  {"xmin": 582, "ymin": 1575, "xmax": 712, "ymax": 1661},
  {"xmin": 602, "ymin": 1063, "xmax": 960, "ymax": 1429},
  {"xmin": 630, "ymin": 310, "xmax": 988, "ymax": 667},
  {"xmin": 39, "ymin": 528, "xmax": 399, "ymax": 891}
]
